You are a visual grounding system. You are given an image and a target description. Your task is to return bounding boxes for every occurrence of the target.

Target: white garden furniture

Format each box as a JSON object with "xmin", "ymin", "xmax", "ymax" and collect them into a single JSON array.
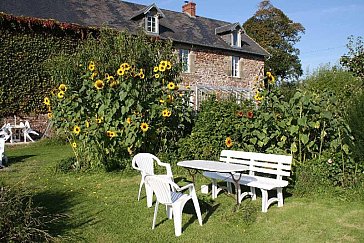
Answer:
[
  {"xmin": 132, "ymin": 153, "xmax": 173, "ymax": 207},
  {"xmin": 145, "ymin": 175, "xmax": 203, "ymax": 237},
  {"xmin": 23, "ymin": 120, "xmax": 39, "ymax": 142},
  {"xmin": 0, "ymin": 138, "xmax": 7, "ymax": 169}
]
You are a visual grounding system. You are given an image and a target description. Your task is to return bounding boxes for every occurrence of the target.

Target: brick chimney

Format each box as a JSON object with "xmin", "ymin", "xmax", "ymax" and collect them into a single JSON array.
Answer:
[{"xmin": 182, "ymin": 1, "xmax": 196, "ymax": 17}]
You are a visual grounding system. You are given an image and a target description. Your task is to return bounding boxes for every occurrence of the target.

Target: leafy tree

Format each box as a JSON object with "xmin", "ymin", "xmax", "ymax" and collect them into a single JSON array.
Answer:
[
  {"xmin": 340, "ymin": 35, "xmax": 364, "ymax": 81},
  {"xmin": 243, "ymin": 0, "xmax": 305, "ymax": 81}
]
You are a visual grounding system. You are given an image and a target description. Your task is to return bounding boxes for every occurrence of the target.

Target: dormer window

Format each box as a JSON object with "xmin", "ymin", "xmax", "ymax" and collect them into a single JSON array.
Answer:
[
  {"xmin": 215, "ymin": 23, "xmax": 243, "ymax": 48},
  {"xmin": 146, "ymin": 14, "xmax": 158, "ymax": 33},
  {"xmin": 231, "ymin": 31, "xmax": 241, "ymax": 47}
]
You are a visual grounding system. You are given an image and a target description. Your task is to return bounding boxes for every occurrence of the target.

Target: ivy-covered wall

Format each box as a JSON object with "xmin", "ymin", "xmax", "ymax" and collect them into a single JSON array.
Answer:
[{"xmin": 0, "ymin": 13, "xmax": 94, "ymax": 118}]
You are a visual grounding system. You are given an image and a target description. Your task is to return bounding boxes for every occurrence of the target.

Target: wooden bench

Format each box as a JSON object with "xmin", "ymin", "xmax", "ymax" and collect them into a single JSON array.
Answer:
[{"xmin": 203, "ymin": 150, "xmax": 293, "ymax": 212}]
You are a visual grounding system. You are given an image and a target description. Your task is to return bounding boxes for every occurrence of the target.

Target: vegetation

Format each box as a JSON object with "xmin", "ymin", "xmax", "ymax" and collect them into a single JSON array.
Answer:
[
  {"xmin": 341, "ymin": 36, "xmax": 364, "ymax": 81},
  {"xmin": 1, "ymin": 141, "xmax": 363, "ymax": 242},
  {"xmin": 45, "ymin": 30, "xmax": 193, "ymax": 170},
  {"xmin": 243, "ymin": 0, "xmax": 305, "ymax": 81}
]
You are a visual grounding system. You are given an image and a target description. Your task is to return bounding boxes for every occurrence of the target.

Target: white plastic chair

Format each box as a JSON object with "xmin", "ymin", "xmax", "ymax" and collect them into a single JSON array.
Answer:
[
  {"xmin": 23, "ymin": 121, "xmax": 39, "ymax": 142},
  {"xmin": 0, "ymin": 124, "xmax": 11, "ymax": 143},
  {"xmin": 132, "ymin": 153, "xmax": 173, "ymax": 207},
  {"xmin": 0, "ymin": 138, "xmax": 7, "ymax": 168},
  {"xmin": 145, "ymin": 175, "xmax": 203, "ymax": 237}
]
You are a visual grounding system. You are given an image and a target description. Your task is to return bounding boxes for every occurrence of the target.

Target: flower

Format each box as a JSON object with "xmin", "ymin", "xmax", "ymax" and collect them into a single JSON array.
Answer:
[
  {"xmin": 153, "ymin": 66, "xmax": 159, "ymax": 72},
  {"xmin": 91, "ymin": 71, "xmax": 98, "ymax": 79},
  {"xmin": 236, "ymin": 111, "xmax": 244, "ymax": 117},
  {"xmin": 266, "ymin": 72, "xmax": 272, "ymax": 77},
  {"xmin": 167, "ymin": 82, "xmax": 175, "ymax": 90},
  {"xmin": 162, "ymin": 109, "xmax": 170, "ymax": 117},
  {"xmin": 139, "ymin": 73, "xmax": 145, "ymax": 79},
  {"xmin": 247, "ymin": 111, "xmax": 254, "ymax": 119},
  {"xmin": 159, "ymin": 64, "xmax": 166, "ymax": 72},
  {"xmin": 73, "ymin": 125, "xmax": 81, "ymax": 135},
  {"xmin": 72, "ymin": 142, "xmax": 77, "ymax": 148},
  {"xmin": 127, "ymin": 146, "xmax": 133, "ymax": 155},
  {"xmin": 43, "ymin": 97, "xmax": 50, "ymax": 106},
  {"xmin": 225, "ymin": 137, "xmax": 233, "ymax": 148},
  {"xmin": 166, "ymin": 94, "xmax": 174, "ymax": 103},
  {"xmin": 166, "ymin": 61, "xmax": 172, "ymax": 70},
  {"xmin": 126, "ymin": 117, "xmax": 132, "ymax": 124},
  {"xmin": 110, "ymin": 80, "xmax": 119, "ymax": 88},
  {"xmin": 47, "ymin": 106, "xmax": 52, "ymax": 112},
  {"xmin": 328, "ymin": 159, "xmax": 333, "ymax": 164},
  {"xmin": 85, "ymin": 120, "xmax": 90, "ymax": 128},
  {"xmin": 47, "ymin": 113, "xmax": 52, "ymax": 119},
  {"xmin": 88, "ymin": 61, "xmax": 95, "ymax": 71},
  {"xmin": 57, "ymin": 91, "xmax": 65, "ymax": 99},
  {"xmin": 140, "ymin": 122, "xmax": 149, "ymax": 132},
  {"xmin": 120, "ymin": 63, "xmax": 130, "ymax": 71},
  {"xmin": 254, "ymin": 92, "xmax": 263, "ymax": 101},
  {"xmin": 94, "ymin": 79, "xmax": 104, "ymax": 90},
  {"xmin": 107, "ymin": 131, "xmax": 116, "ymax": 138},
  {"xmin": 96, "ymin": 117, "xmax": 103, "ymax": 124},
  {"xmin": 154, "ymin": 74, "xmax": 160, "ymax": 79},
  {"xmin": 59, "ymin": 84, "xmax": 67, "ymax": 92},
  {"xmin": 117, "ymin": 68, "xmax": 125, "ymax": 76},
  {"xmin": 159, "ymin": 99, "xmax": 165, "ymax": 103},
  {"xmin": 160, "ymin": 60, "xmax": 168, "ymax": 67}
]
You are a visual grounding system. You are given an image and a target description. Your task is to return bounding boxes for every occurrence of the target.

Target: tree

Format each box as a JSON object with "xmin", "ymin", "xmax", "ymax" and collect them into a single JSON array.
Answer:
[
  {"xmin": 340, "ymin": 35, "xmax": 364, "ymax": 81},
  {"xmin": 243, "ymin": 0, "xmax": 305, "ymax": 81}
]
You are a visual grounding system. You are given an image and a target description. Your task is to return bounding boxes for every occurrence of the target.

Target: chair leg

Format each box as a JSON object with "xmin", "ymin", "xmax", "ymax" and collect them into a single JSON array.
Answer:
[
  {"xmin": 227, "ymin": 182, "xmax": 232, "ymax": 194},
  {"xmin": 152, "ymin": 201, "xmax": 159, "ymax": 229},
  {"xmin": 261, "ymin": 189, "xmax": 268, "ymax": 213},
  {"xmin": 172, "ymin": 205, "xmax": 183, "ymax": 236},
  {"xmin": 277, "ymin": 187, "xmax": 284, "ymax": 207},
  {"xmin": 166, "ymin": 205, "xmax": 173, "ymax": 219},
  {"xmin": 190, "ymin": 189, "xmax": 203, "ymax": 225},
  {"xmin": 146, "ymin": 184, "xmax": 153, "ymax": 208},
  {"xmin": 137, "ymin": 177, "xmax": 144, "ymax": 201}
]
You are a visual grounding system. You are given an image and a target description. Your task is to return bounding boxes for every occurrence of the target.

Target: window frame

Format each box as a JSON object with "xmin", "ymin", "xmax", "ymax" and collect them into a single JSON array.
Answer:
[
  {"xmin": 179, "ymin": 49, "xmax": 190, "ymax": 73},
  {"xmin": 232, "ymin": 56, "xmax": 240, "ymax": 77},
  {"xmin": 231, "ymin": 31, "xmax": 241, "ymax": 47},
  {"xmin": 146, "ymin": 14, "xmax": 158, "ymax": 34}
]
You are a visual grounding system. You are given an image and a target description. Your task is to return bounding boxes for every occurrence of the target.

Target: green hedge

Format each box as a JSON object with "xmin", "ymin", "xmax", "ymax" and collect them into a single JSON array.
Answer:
[{"xmin": 0, "ymin": 13, "xmax": 95, "ymax": 117}]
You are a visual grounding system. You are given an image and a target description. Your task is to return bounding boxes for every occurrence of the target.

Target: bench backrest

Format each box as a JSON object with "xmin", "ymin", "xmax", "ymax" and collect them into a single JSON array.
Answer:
[{"xmin": 220, "ymin": 150, "xmax": 293, "ymax": 180}]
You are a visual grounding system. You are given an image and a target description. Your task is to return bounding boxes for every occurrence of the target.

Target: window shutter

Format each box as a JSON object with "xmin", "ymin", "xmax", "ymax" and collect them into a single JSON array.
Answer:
[
  {"xmin": 189, "ymin": 52, "xmax": 196, "ymax": 73},
  {"xmin": 224, "ymin": 56, "xmax": 232, "ymax": 76},
  {"xmin": 239, "ymin": 58, "xmax": 244, "ymax": 78}
]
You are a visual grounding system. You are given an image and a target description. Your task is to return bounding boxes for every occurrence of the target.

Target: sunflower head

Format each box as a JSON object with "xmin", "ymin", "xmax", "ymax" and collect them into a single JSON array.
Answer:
[
  {"xmin": 166, "ymin": 94, "xmax": 174, "ymax": 103},
  {"xmin": 73, "ymin": 125, "xmax": 81, "ymax": 135},
  {"xmin": 96, "ymin": 117, "xmax": 103, "ymax": 124},
  {"xmin": 117, "ymin": 68, "xmax": 125, "ymax": 76},
  {"xmin": 153, "ymin": 66, "xmax": 159, "ymax": 73},
  {"xmin": 162, "ymin": 109, "xmax": 169, "ymax": 117},
  {"xmin": 88, "ymin": 61, "xmax": 95, "ymax": 71},
  {"xmin": 140, "ymin": 122, "xmax": 149, "ymax": 132},
  {"xmin": 225, "ymin": 137, "xmax": 233, "ymax": 148},
  {"xmin": 57, "ymin": 91, "xmax": 65, "ymax": 99},
  {"xmin": 72, "ymin": 142, "xmax": 77, "ymax": 148},
  {"xmin": 43, "ymin": 97, "xmax": 50, "ymax": 106},
  {"xmin": 94, "ymin": 79, "xmax": 104, "ymax": 90},
  {"xmin": 236, "ymin": 111, "xmax": 244, "ymax": 117},
  {"xmin": 47, "ymin": 113, "xmax": 53, "ymax": 119},
  {"xmin": 107, "ymin": 131, "xmax": 116, "ymax": 138},
  {"xmin": 167, "ymin": 82, "xmax": 175, "ymax": 90},
  {"xmin": 110, "ymin": 80, "xmax": 119, "ymax": 88},
  {"xmin": 159, "ymin": 64, "xmax": 166, "ymax": 72},
  {"xmin": 85, "ymin": 120, "xmax": 90, "ymax": 128},
  {"xmin": 247, "ymin": 111, "xmax": 254, "ymax": 119},
  {"xmin": 166, "ymin": 61, "xmax": 172, "ymax": 70},
  {"xmin": 126, "ymin": 117, "xmax": 132, "ymax": 124},
  {"xmin": 139, "ymin": 73, "xmax": 145, "ymax": 79},
  {"xmin": 121, "ymin": 63, "xmax": 130, "ymax": 71},
  {"xmin": 154, "ymin": 73, "xmax": 160, "ymax": 79},
  {"xmin": 59, "ymin": 84, "xmax": 67, "ymax": 92}
]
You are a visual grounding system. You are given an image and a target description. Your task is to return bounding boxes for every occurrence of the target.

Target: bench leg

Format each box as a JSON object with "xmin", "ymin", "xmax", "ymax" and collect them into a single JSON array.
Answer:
[
  {"xmin": 250, "ymin": 186, "xmax": 256, "ymax": 200},
  {"xmin": 261, "ymin": 189, "xmax": 268, "ymax": 213},
  {"xmin": 277, "ymin": 187, "xmax": 284, "ymax": 207},
  {"xmin": 227, "ymin": 182, "xmax": 233, "ymax": 194},
  {"xmin": 211, "ymin": 179, "xmax": 217, "ymax": 199}
]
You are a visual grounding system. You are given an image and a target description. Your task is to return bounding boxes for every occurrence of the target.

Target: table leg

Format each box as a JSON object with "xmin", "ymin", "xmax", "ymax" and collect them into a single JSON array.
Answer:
[
  {"xmin": 186, "ymin": 168, "xmax": 199, "ymax": 183},
  {"xmin": 230, "ymin": 173, "xmax": 243, "ymax": 205}
]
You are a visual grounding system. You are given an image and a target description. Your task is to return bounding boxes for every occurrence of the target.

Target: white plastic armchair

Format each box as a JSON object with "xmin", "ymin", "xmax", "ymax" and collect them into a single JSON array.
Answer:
[
  {"xmin": 145, "ymin": 175, "xmax": 203, "ymax": 237},
  {"xmin": 0, "ymin": 138, "xmax": 7, "ymax": 168},
  {"xmin": 132, "ymin": 153, "xmax": 173, "ymax": 207},
  {"xmin": 0, "ymin": 124, "xmax": 11, "ymax": 142},
  {"xmin": 23, "ymin": 121, "xmax": 39, "ymax": 142}
]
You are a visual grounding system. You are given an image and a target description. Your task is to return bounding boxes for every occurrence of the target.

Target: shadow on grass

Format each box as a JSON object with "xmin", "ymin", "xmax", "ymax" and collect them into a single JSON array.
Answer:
[
  {"xmin": 33, "ymin": 190, "xmax": 101, "ymax": 241},
  {"xmin": 5, "ymin": 154, "xmax": 36, "ymax": 166}
]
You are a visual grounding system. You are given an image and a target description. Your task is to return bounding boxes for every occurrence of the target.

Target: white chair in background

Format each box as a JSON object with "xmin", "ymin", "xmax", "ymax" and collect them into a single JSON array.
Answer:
[
  {"xmin": 132, "ymin": 153, "xmax": 173, "ymax": 207},
  {"xmin": 0, "ymin": 138, "xmax": 7, "ymax": 168},
  {"xmin": 0, "ymin": 124, "xmax": 12, "ymax": 143},
  {"xmin": 145, "ymin": 175, "xmax": 203, "ymax": 237},
  {"xmin": 23, "ymin": 121, "xmax": 39, "ymax": 142}
]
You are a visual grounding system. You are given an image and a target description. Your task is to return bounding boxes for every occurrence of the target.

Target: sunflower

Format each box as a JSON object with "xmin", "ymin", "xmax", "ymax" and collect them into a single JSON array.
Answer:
[
  {"xmin": 254, "ymin": 92, "xmax": 263, "ymax": 101},
  {"xmin": 85, "ymin": 120, "xmax": 90, "ymax": 128},
  {"xmin": 57, "ymin": 91, "xmax": 65, "ymax": 99},
  {"xmin": 159, "ymin": 99, "xmax": 165, "ymax": 104},
  {"xmin": 120, "ymin": 63, "xmax": 130, "ymax": 70},
  {"xmin": 159, "ymin": 64, "xmax": 166, "ymax": 72},
  {"xmin": 73, "ymin": 125, "xmax": 81, "ymax": 135},
  {"xmin": 167, "ymin": 82, "xmax": 175, "ymax": 90},
  {"xmin": 167, "ymin": 110, "xmax": 172, "ymax": 117},
  {"xmin": 139, "ymin": 73, "xmax": 145, "ymax": 79},
  {"xmin": 162, "ymin": 109, "xmax": 169, "ymax": 117},
  {"xmin": 225, "ymin": 137, "xmax": 233, "ymax": 148},
  {"xmin": 91, "ymin": 71, "xmax": 98, "ymax": 79},
  {"xmin": 117, "ymin": 68, "xmax": 124, "ymax": 76},
  {"xmin": 247, "ymin": 111, "xmax": 254, "ymax": 119},
  {"xmin": 96, "ymin": 117, "xmax": 103, "ymax": 124},
  {"xmin": 126, "ymin": 117, "xmax": 132, "ymax": 124},
  {"xmin": 88, "ymin": 61, "xmax": 95, "ymax": 71},
  {"xmin": 106, "ymin": 130, "xmax": 116, "ymax": 138},
  {"xmin": 153, "ymin": 66, "xmax": 159, "ymax": 72},
  {"xmin": 159, "ymin": 60, "xmax": 168, "ymax": 67},
  {"xmin": 166, "ymin": 94, "xmax": 174, "ymax": 103},
  {"xmin": 59, "ymin": 84, "xmax": 67, "ymax": 92},
  {"xmin": 43, "ymin": 97, "xmax": 50, "ymax": 106},
  {"xmin": 236, "ymin": 111, "xmax": 244, "ymax": 117},
  {"xmin": 166, "ymin": 61, "xmax": 172, "ymax": 70},
  {"xmin": 72, "ymin": 142, "xmax": 77, "ymax": 148},
  {"xmin": 266, "ymin": 72, "xmax": 272, "ymax": 78},
  {"xmin": 154, "ymin": 74, "xmax": 160, "ymax": 79},
  {"xmin": 47, "ymin": 113, "xmax": 53, "ymax": 119},
  {"xmin": 127, "ymin": 146, "xmax": 133, "ymax": 155},
  {"xmin": 110, "ymin": 80, "xmax": 119, "ymax": 88},
  {"xmin": 47, "ymin": 106, "xmax": 52, "ymax": 112},
  {"xmin": 140, "ymin": 122, "xmax": 149, "ymax": 132},
  {"xmin": 268, "ymin": 75, "xmax": 275, "ymax": 84},
  {"xmin": 94, "ymin": 79, "xmax": 104, "ymax": 90}
]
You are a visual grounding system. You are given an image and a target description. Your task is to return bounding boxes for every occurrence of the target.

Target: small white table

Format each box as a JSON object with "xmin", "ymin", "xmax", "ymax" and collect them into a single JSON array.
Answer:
[
  {"xmin": 8, "ymin": 124, "xmax": 26, "ymax": 143},
  {"xmin": 177, "ymin": 160, "xmax": 249, "ymax": 205}
]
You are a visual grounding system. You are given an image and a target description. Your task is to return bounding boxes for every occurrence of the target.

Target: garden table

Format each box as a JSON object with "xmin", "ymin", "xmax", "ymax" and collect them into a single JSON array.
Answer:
[
  {"xmin": 8, "ymin": 124, "xmax": 26, "ymax": 143},
  {"xmin": 177, "ymin": 160, "xmax": 249, "ymax": 205}
]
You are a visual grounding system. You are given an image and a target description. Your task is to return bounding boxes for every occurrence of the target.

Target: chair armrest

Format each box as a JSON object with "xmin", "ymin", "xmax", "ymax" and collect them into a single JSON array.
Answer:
[
  {"xmin": 177, "ymin": 183, "xmax": 194, "ymax": 192},
  {"xmin": 159, "ymin": 163, "xmax": 173, "ymax": 177}
]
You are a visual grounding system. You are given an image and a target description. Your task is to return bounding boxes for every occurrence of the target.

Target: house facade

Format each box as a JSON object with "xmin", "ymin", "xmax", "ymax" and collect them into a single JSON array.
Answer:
[{"xmin": 0, "ymin": 0, "xmax": 268, "ymax": 97}]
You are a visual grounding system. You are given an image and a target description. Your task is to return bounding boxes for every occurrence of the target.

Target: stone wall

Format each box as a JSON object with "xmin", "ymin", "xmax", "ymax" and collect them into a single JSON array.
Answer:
[
  {"xmin": 1, "ymin": 114, "xmax": 51, "ymax": 137},
  {"xmin": 180, "ymin": 47, "xmax": 265, "ymax": 90}
]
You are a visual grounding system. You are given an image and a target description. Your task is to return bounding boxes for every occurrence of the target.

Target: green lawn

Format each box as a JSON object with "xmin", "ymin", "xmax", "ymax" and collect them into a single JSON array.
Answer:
[{"xmin": 1, "ymin": 140, "xmax": 364, "ymax": 242}]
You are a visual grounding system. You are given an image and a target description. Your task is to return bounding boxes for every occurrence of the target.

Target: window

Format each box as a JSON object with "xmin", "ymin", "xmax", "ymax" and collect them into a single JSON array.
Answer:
[
  {"xmin": 179, "ymin": 49, "xmax": 189, "ymax": 73},
  {"xmin": 146, "ymin": 15, "xmax": 158, "ymax": 33},
  {"xmin": 231, "ymin": 31, "xmax": 241, "ymax": 47},
  {"xmin": 232, "ymin": 56, "xmax": 239, "ymax": 77}
]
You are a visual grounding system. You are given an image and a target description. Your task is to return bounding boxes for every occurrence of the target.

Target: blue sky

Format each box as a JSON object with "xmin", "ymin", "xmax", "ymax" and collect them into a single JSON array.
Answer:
[{"xmin": 131, "ymin": 0, "xmax": 364, "ymax": 76}]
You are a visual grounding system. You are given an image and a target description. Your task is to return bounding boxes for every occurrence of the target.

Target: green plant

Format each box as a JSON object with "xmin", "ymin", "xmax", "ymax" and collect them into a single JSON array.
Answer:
[{"xmin": 46, "ymin": 29, "xmax": 193, "ymax": 170}]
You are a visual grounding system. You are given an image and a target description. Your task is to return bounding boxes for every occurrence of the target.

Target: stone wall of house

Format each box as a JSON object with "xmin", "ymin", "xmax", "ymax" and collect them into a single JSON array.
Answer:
[{"xmin": 180, "ymin": 47, "xmax": 265, "ymax": 90}]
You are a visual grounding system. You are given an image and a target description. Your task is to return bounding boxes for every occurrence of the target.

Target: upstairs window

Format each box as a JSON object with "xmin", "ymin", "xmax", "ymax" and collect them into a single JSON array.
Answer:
[
  {"xmin": 231, "ymin": 31, "xmax": 241, "ymax": 47},
  {"xmin": 146, "ymin": 15, "xmax": 158, "ymax": 33},
  {"xmin": 179, "ymin": 49, "xmax": 190, "ymax": 73},
  {"xmin": 232, "ymin": 56, "xmax": 239, "ymax": 77}
]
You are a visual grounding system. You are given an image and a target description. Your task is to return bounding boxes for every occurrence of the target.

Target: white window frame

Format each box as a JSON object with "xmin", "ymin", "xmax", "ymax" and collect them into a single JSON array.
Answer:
[
  {"xmin": 231, "ymin": 31, "xmax": 241, "ymax": 47},
  {"xmin": 232, "ymin": 56, "xmax": 239, "ymax": 77},
  {"xmin": 146, "ymin": 14, "xmax": 158, "ymax": 34},
  {"xmin": 179, "ymin": 49, "xmax": 190, "ymax": 73}
]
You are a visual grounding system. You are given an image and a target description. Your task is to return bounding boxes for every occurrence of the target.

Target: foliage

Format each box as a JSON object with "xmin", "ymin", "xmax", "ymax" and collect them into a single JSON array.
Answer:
[
  {"xmin": 0, "ymin": 184, "xmax": 60, "ymax": 242},
  {"xmin": 0, "ymin": 12, "xmax": 87, "ymax": 117},
  {"xmin": 46, "ymin": 29, "xmax": 193, "ymax": 170},
  {"xmin": 179, "ymin": 75, "xmax": 360, "ymax": 186},
  {"xmin": 243, "ymin": 0, "xmax": 305, "ymax": 81},
  {"xmin": 341, "ymin": 35, "xmax": 364, "ymax": 81}
]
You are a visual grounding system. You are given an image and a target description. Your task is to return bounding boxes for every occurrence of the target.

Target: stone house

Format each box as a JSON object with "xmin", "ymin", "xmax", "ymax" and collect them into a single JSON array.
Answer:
[{"xmin": 0, "ymin": 0, "xmax": 269, "ymax": 105}]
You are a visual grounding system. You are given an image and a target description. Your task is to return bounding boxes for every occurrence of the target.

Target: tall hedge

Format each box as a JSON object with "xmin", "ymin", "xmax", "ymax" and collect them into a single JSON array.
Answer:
[{"xmin": 0, "ymin": 13, "xmax": 93, "ymax": 117}]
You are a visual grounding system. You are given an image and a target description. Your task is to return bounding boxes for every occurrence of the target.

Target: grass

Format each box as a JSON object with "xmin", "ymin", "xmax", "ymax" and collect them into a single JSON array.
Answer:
[{"xmin": 1, "ymin": 140, "xmax": 364, "ymax": 242}]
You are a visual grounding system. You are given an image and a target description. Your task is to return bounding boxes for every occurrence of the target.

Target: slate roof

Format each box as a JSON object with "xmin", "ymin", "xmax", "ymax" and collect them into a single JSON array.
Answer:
[{"xmin": 0, "ymin": 0, "xmax": 269, "ymax": 57}]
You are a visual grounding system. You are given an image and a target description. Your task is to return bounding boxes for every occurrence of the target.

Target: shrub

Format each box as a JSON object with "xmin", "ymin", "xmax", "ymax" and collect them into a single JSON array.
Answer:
[{"xmin": 45, "ymin": 29, "xmax": 193, "ymax": 170}]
